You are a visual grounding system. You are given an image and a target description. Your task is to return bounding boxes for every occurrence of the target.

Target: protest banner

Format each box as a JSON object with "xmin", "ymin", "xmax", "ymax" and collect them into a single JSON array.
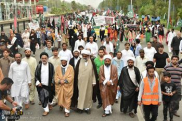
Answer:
[{"xmin": 28, "ymin": 21, "xmax": 40, "ymax": 30}]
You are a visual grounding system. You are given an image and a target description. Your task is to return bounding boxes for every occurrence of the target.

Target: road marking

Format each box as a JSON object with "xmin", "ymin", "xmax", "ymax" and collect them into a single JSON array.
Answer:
[{"xmin": 137, "ymin": 107, "xmax": 145, "ymax": 121}]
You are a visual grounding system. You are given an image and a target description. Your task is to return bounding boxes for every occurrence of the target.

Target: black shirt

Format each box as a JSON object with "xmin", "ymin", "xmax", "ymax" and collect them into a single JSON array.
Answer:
[
  {"xmin": 161, "ymin": 82, "xmax": 176, "ymax": 102},
  {"xmin": 154, "ymin": 52, "xmax": 169, "ymax": 68},
  {"xmin": 0, "ymin": 90, "xmax": 7, "ymax": 113}
]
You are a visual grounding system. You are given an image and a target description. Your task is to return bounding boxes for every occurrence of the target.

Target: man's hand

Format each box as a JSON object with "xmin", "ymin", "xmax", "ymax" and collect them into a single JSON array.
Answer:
[
  {"xmin": 158, "ymin": 102, "xmax": 161, "ymax": 106},
  {"xmin": 12, "ymin": 101, "xmax": 18, "ymax": 107},
  {"xmin": 135, "ymin": 87, "xmax": 139, "ymax": 92},
  {"xmin": 92, "ymin": 84, "xmax": 96, "ymax": 87},
  {"xmin": 28, "ymin": 83, "xmax": 32, "ymax": 87},
  {"xmin": 107, "ymin": 81, "xmax": 111, "ymax": 86},
  {"xmin": 138, "ymin": 101, "xmax": 142, "ymax": 106},
  {"xmin": 171, "ymin": 48, "xmax": 173, "ymax": 50},
  {"xmin": 38, "ymin": 83, "xmax": 42, "ymax": 87},
  {"xmin": 11, "ymin": 107, "xmax": 16, "ymax": 114}
]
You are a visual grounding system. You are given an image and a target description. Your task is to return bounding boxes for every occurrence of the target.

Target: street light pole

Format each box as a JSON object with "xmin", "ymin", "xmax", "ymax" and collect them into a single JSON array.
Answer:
[
  {"xmin": 167, "ymin": 0, "xmax": 171, "ymax": 28},
  {"xmin": 131, "ymin": 0, "xmax": 132, "ymax": 11}
]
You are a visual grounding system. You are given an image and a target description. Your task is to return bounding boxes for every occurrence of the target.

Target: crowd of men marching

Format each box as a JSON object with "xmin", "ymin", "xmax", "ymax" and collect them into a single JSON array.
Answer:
[{"xmin": 0, "ymin": 13, "xmax": 182, "ymax": 121}]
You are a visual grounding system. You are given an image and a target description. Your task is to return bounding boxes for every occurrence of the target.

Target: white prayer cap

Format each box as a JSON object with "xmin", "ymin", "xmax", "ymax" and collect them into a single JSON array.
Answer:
[
  {"xmin": 127, "ymin": 57, "xmax": 135, "ymax": 62},
  {"xmin": 81, "ymin": 49, "xmax": 90, "ymax": 55},
  {"xmin": 60, "ymin": 56, "xmax": 68, "ymax": 61},
  {"xmin": 73, "ymin": 49, "xmax": 80, "ymax": 53},
  {"xmin": 24, "ymin": 48, "xmax": 31, "ymax": 51},
  {"xmin": 103, "ymin": 55, "xmax": 112, "ymax": 60}
]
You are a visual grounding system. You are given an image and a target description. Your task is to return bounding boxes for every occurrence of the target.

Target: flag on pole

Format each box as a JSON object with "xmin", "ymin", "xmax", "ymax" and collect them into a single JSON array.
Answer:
[
  {"xmin": 14, "ymin": 15, "xmax": 17, "ymax": 29},
  {"xmin": 107, "ymin": 9, "xmax": 110, "ymax": 15},
  {"xmin": 29, "ymin": 11, "xmax": 32, "ymax": 21}
]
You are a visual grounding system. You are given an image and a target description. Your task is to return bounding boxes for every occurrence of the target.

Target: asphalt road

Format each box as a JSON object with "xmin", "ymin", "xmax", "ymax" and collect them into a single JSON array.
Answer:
[{"xmin": 10, "ymin": 34, "xmax": 181, "ymax": 121}]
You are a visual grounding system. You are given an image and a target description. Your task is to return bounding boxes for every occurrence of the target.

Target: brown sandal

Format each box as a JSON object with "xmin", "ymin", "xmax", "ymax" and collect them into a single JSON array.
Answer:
[
  {"xmin": 65, "ymin": 112, "xmax": 69, "ymax": 117},
  {"xmin": 102, "ymin": 113, "xmax": 110, "ymax": 117}
]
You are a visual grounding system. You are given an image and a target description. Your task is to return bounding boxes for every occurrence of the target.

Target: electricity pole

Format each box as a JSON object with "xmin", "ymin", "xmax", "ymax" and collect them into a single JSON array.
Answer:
[{"xmin": 167, "ymin": 0, "xmax": 171, "ymax": 28}]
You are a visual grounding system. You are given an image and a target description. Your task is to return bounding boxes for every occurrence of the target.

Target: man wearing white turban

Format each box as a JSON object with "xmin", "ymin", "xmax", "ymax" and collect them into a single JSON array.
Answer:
[
  {"xmin": 119, "ymin": 57, "xmax": 141, "ymax": 118},
  {"xmin": 99, "ymin": 55, "xmax": 118, "ymax": 117},
  {"xmin": 74, "ymin": 49, "xmax": 98, "ymax": 114},
  {"xmin": 54, "ymin": 56, "xmax": 74, "ymax": 117}
]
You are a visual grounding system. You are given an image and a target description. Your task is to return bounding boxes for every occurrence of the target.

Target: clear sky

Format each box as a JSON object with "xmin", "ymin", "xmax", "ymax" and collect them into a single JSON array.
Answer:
[{"xmin": 64, "ymin": 0, "xmax": 103, "ymax": 8}]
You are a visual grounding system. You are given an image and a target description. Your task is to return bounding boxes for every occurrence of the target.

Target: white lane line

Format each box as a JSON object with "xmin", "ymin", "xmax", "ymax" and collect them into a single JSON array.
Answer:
[{"xmin": 137, "ymin": 107, "xmax": 145, "ymax": 121}]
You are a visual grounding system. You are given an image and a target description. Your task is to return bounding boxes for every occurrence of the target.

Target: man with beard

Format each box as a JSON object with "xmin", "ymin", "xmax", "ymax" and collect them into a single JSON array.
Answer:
[
  {"xmin": 9, "ymin": 53, "xmax": 31, "ymax": 109},
  {"xmin": 55, "ymin": 56, "xmax": 74, "ymax": 117},
  {"xmin": 35, "ymin": 52, "xmax": 55, "ymax": 116},
  {"xmin": 58, "ymin": 43, "xmax": 73, "ymax": 62},
  {"xmin": 164, "ymin": 55, "xmax": 182, "ymax": 117},
  {"xmin": 99, "ymin": 55, "xmax": 118, "ymax": 117},
  {"xmin": 74, "ymin": 35, "xmax": 85, "ymax": 50},
  {"xmin": 94, "ymin": 48, "xmax": 105, "ymax": 108},
  {"xmin": 121, "ymin": 42, "xmax": 135, "ymax": 66},
  {"xmin": 69, "ymin": 49, "xmax": 80, "ymax": 108},
  {"xmin": 119, "ymin": 57, "xmax": 141, "ymax": 118},
  {"xmin": 75, "ymin": 50, "xmax": 97, "ymax": 114},
  {"xmin": 22, "ymin": 48, "xmax": 37, "ymax": 105}
]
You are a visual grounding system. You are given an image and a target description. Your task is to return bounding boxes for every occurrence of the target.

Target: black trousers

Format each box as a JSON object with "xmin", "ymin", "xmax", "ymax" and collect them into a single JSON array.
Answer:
[
  {"xmin": 163, "ymin": 101, "xmax": 173, "ymax": 120},
  {"xmin": 96, "ymin": 80, "xmax": 102, "ymax": 105},
  {"xmin": 100, "ymin": 31, "xmax": 105, "ymax": 41},
  {"xmin": 172, "ymin": 50, "xmax": 179, "ymax": 56},
  {"xmin": 37, "ymin": 38, "xmax": 41, "ymax": 48},
  {"xmin": 30, "ymin": 43, "xmax": 36, "ymax": 54},
  {"xmin": 143, "ymin": 105, "xmax": 158, "ymax": 121}
]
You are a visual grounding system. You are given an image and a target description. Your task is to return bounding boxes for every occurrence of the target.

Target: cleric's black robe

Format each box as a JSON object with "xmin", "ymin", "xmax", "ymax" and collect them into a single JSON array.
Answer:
[
  {"xmin": 35, "ymin": 62, "xmax": 55, "ymax": 108},
  {"xmin": 71, "ymin": 59, "xmax": 98, "ymax": 108},
  {"xmin": 119, "ymin": 66, "xmax": 141, "ymax": 113}
]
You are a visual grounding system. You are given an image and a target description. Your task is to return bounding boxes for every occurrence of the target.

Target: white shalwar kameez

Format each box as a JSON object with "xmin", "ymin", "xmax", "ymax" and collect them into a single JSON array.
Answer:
[
  {"xmin": 22, "ymin": 32, "xmax": 30, "ymax": 48},
  {"xmin": 8, "ymin": 61, "xmax": 31, "ymax": 107}
]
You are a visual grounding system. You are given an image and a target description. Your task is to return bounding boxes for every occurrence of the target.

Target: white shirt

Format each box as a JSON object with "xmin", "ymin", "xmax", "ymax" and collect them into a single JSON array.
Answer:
[
  {"xmin": 58, "ymin": 49, "xmax": 73, "ymax": 62},
  {"xmin": 103, "ymin": 65, "xmax": 113, "ymax": 85},
  {"xmin": 74, "ymin": 39, "xmax": 85, "ymax": 50},
  {"xmin": 85, "ymin": 42, "xmax": 98, "ymax": 57},
  {"xmin": 121, "ymin": 49, "xmax": 135, "ymax": 66},
  {"xmin": 41, "ymin": 63, "xmax": 49, "ymax": 86},
  {"xmin": 8, "ymin": 61, "xmax": 31, "ymax": 97},
  {"xmin": 135, "ymin": 56, "xmax": 148, "ymax": 73},
  {"xmin": 143, "ymin": 47, "xmax": 156, "ymax": 61},
  {"xmin": 127, "ymin": 66, "xmax": 139, "ymax": 87},
  {"xmin": 74, "ymin": 57, "xmax": 80, "ymax": 67},
  {"xmin": 103, "ymin": 41, "xmax": 114, "ymax": 53}
]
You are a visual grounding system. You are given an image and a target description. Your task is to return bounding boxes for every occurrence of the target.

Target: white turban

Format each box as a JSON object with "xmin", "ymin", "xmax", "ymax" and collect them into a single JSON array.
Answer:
[
  {"xmin": 127, "ymin": 57, "xmax": 135, "ymax": 62},
  {"xmin": 73, "ymin": 49, "xmax": 80, "ymax": 53},
  {"xmin": 81, "ymin": 49, "xmax": 90, "ymax": 55},
  {"xmin": 24, "ymin": 48, "xmax": 31, "ymax": 51},
  {"xmin": 60, "ymin": 56, "xmax": 68, "ymax": 61},
  {"xmin": 103, "ymin": 55, "xmax": 112, "ymax": 60}
]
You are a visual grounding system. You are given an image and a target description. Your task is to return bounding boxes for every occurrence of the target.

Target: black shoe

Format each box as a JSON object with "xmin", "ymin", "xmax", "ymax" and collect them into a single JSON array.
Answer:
[
  {"xmin": 115, "ymin": 99, "xmax": 118, "ymax": 103},
  {"xmin": 85, "ymin": 109, "xmax": 91, "ymax": 114},
  {"xmin": 76, "ymin": 109, "xmax": 83, "ymax": 114},
  {"xmin": 97, "ymin": 104, "xmax": 102, "ymax": 109}
]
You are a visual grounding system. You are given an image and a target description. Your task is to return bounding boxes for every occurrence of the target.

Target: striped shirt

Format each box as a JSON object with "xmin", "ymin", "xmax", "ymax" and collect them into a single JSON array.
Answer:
[{"xmin": 164, "ymin": 64, "xmax": 182, "ymax": 87}]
